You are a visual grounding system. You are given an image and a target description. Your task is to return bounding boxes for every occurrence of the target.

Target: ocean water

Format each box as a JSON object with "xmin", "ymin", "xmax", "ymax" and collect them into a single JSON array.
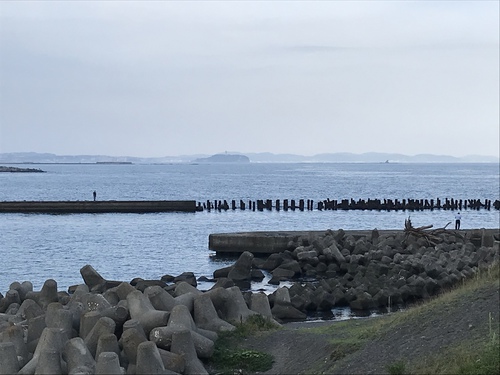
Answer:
[{"xmin": 1, "ymin": 162, "xmax": 498, "ymax": 294}]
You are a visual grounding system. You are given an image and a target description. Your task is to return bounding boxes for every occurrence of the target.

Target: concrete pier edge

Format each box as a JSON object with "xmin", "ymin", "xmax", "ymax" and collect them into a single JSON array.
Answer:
[{"xmin": 209, "ymin": 229, "xmax": 500, "ymax": 254}]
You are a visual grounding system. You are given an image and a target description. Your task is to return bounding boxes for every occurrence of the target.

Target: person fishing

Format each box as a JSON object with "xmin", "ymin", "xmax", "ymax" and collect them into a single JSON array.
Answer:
[
  {"xmin": 455, "ymin": 212, "xmax": 462, "ymax": 230},
  {"xmin": 93, "ymin": 191, "xmax": 97, "ymax": 201}
]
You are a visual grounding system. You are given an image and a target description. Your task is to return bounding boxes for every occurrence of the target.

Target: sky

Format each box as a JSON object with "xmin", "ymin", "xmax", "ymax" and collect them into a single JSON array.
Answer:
[{"xmin": 0, "ymin": 1, "xmax": 498, "ymax": 158}]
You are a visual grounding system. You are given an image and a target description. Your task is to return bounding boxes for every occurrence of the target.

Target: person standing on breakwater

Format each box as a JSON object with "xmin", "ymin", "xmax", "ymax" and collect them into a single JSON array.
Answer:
[
  {"xmin": 93, "ymin": 191, "xmax": 97, "ymax": 201},
  {"xmin": 455, "ymin": 212, "xmax": 462, "ymax": 230}
]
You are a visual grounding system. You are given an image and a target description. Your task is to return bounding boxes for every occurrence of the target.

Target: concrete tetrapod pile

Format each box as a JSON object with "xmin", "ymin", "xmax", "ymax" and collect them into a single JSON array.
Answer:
[
  {"xmin": 0, "ymin": 265, "xmax": 282, "ymax": 375},
  {"xmin": 0, "ymin": 228, "xmax": 498, "ymax": 373},
  {"xmin": 217, "ymin": 228, "xmax": 499, "ymax": 315}
]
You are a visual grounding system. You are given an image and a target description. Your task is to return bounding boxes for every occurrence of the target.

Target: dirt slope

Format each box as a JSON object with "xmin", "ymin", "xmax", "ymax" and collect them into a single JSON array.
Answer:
[{"xmin": 236, "ymin": 282, "xmax": 499, "ymax": 375}]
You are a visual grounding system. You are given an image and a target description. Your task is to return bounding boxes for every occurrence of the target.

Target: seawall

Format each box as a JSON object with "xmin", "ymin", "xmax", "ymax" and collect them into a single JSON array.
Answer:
[
  {"xmin": 209, "ymin": 229, "xmax": 500, "ymax": 254},
  {"xmin": 0, "ymin": 200, "xmax": 198, "ymax": 213}
]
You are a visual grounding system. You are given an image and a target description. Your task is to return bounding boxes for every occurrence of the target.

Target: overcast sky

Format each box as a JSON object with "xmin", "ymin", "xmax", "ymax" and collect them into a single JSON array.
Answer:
[{"xmin": 0, "ymin": 1, "xmax": 498, "ymax": 158}]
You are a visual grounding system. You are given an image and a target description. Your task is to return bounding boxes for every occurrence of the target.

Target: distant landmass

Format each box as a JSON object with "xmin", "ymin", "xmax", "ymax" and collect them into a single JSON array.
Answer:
[
  {"xmin": 0, "ymin": 151, "xmax": 498, "ymax": 164},
  {"xmin": 193, "ymin": 154, "xmax": 250, "ymax": 163},
  {"xmin": 0, "ymin": 166, "xmax": 45, "ymax": 173}
]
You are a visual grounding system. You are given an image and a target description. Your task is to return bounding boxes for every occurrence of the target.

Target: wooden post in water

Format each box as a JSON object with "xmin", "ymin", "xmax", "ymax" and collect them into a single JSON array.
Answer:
[
  {"xmin": 291, "ymin": 199, "xmax": 296, "ymax": 211},
  {"xmin": 265, "ymin": 199, "xmax": 272, "ymax": 210},
  {"xmin": 299, "ymin": 199, "xmax": 304, "ymax": 211},
  {"xmin": 240, "ymin": 200, "xmax": 245, "ymax": 210},
  {"xmin": 284, "ymin": 199, "xmax": 289, "ymax": 211},
  {"xmin": 276, "ymin": 199, "xmax": 280, "ymax": 211}
]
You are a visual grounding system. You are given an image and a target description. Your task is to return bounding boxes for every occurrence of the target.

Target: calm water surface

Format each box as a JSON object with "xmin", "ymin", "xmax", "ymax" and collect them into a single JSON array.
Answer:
[{"xmin": 1, "ymin": 163, "xmax": 498, "ymax": 295}]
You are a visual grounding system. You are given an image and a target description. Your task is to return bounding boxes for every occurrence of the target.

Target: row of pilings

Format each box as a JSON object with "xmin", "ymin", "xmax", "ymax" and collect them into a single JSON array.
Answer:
[{"xmin": 200, "ymin": 198, "xmax": 500, "ymax": 212}]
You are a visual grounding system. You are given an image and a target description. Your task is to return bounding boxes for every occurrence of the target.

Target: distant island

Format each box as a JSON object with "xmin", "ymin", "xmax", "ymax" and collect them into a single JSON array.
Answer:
[
  {"xmin": 193, "ymin": 154, "xmax": 250, "ymax": 163},
  {"xmin": 0, "ymin": 166, "xmax": 45, "ymax": 173},
  {"xmin": 0, "ymin": 151, "xmax": 498, "ymax": 164}
]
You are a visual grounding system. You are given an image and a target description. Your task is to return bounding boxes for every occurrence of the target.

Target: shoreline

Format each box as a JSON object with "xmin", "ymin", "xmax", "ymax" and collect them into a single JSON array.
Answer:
[{"xmin": 0, "ymin": 227, "xmax": 498, "ymax": 372}]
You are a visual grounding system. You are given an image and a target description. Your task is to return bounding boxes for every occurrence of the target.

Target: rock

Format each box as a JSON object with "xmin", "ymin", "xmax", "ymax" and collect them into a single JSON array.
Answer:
[
  {"xmin": 170, "ymin": 329, "xmax": 208, "ymax": 375},
  {"xmin": 206, "ymin": 287, "xmax": 257, "ymax": 324},
  {"xmin": 174, "ymin": 272, "xmax": 197, "ymax": 287},
  {"xmin": 296, "ymin": 249, "xmax": 318, "ymax": 261},
  {"xmin": 271, "ymin": 267, "xmax": 295, "ymax": 280},
  {"xmin": 260, "ymin": 253, "xmax": 285, "ymax": 270},
  {"xmin": 0, "ymin": 342, "xmax": 20, "ymax": 374},
  {"xmin": 95, "ymin": 352, "xmax": 122, "ymax": 375},
  {"xmin": 80, "ymin": 265, "xmax": 106, "ymax": 291},
  {"xmin": 135, "ymin": 341, "xmax": 166, "ymax": 374},
  {"xmin": 134, "ymin": 280, "xmax": 167, "ymax": 292},
  {"xmin": 144, "ymin": 285, "xmax": 177, "ymax": 312},
  {"xmin": 227, "ymin": 251, "xmax": 254, "ymax": 281},
  {"xmin": 126, "ymin": 290, "xmax": 169, "ymax": 336},
  {"xmin": 349, "ymin": 291, "xmax": 375, "ymax": 311},
  {"xmin": 326, "ymin": 243, "xmax": 346, "ymax": 264},
  {"xmin": 279, "ymin": 260, "xmax": 302, "ymax": 276},
  {"xmin": 271, "ymin": 288, "xmax": 307, "ymax": 321},
  {"xmin": 312, "ymin": 289, "xmax": 335, "ymax": 311},
  {"xmin": 193, "ymin": 293, "xmax": 235, "ymax": 332}
]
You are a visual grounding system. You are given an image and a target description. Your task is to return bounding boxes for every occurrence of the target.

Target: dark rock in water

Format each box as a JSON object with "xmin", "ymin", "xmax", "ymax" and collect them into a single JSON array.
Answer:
[
  {"xmin": 213, "ymin": 266, "xmax": 232, "ymax": 279},
  {"xmin": 349, "ymin": 291, "xmax": 375, "ymax": 311},
  {"xmin": 134, "ymin": 279, "xmax": 167, "ymax": 292},
  {"xmin": 0, "ymin": 166, "xmax": 45, "ymax": 173},
  {"xmin": 161, "ymin": 274, "xmax": 175, "ymax": 282},
  {"xmin": 260, "ymin": 253, "xmax": 284, "ymax": 270},
  {"xmin": 210, "ymin": 277, "xmax": 235, "ymax": 289},
  {"xmin": 271, "ymin": 267, "xmax": 295, "ymax": 280},
  {"xmin": 197, "ymin": 276, "xmax": 213, "ymax": 283},
  {"xmin": 250, "ymin": 269, "xmax": 265, "ymax": 281},
  {"xmin": 228, "ymin": 251, "xmax": 254, "ymax": 282},
  {"xmin": 174, "ymin": 272, "xmax": 197, "ymax": 287}
]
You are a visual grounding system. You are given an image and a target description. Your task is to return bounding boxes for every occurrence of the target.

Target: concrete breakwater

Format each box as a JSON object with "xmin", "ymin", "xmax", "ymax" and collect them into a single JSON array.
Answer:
[
  {"xmin": 209, "ymin": 228, "xmax": 499, "ymax": 314},
  {"xmin": 0, "ymin": 200, "xmax": 198, "ymax": 214},
  {"xmin": 0, "ymin": 197, "xmax": 498, "ymax": 214},
  {"xmin": 0, "ymin": 228, "xmax": 498, "ymax": 373}
]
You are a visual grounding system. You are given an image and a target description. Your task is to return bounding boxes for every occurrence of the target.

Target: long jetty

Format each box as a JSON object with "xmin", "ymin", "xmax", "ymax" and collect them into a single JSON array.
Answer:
[
  {"xmin": 0, "ymin": 198, "xmax": 498, "ymax": 214},
  {"xmin": 0, "ymin": 200, "xmax": 198, "ymax": 213},
  {"xmin": 202, "ymin": 198, "xmax": 500, "ymax": 212}
]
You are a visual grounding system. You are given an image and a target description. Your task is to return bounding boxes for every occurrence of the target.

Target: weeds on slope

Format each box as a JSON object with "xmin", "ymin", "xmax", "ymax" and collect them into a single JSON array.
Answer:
[{"xmin": 208, "ymin": 315, "xmax": 278, "ymax": 374}]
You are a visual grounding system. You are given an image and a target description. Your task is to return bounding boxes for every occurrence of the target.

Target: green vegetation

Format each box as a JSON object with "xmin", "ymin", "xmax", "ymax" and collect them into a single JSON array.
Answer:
[
  {"xmin": 386, "ymin": 360, "xmax": 407, "ymax": 375},
  {"xmin": 308, "ymin": 317, "xmax": 386, "ymax": 360},
  {"xmin": 409, "ymin": 310, "xmax": 499, "ymax": 375},
  {"xmin": 309, "ymin": 261, "xmax": 499, "ymax": 374},
  {"xmin": 408, "ymin": 264, "xmax": 499, "ymax": 375},
  {"xmin": 208, "ymin": 315, "xmax": 278, "ymax": 374}
]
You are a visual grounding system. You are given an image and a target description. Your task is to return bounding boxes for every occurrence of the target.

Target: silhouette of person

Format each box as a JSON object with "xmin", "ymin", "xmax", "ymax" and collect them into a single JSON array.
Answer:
[
  {"xmin": 455, "ymin": 212, "xmax": 461, "ymax": 230},
  {"xmin": 93, "ymin": 191, "xmax": 97, "ymax": 201}
]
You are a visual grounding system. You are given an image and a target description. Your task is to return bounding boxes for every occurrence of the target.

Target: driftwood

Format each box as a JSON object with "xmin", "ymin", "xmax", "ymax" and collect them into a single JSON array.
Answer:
[{"xmin": 403, "ymin": 217, "xmax": 453, "ymax": 246}]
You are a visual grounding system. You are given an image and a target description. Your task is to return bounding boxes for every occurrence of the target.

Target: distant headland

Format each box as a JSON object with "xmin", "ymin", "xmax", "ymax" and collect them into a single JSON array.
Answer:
[{"xmin": 192, "ymin": 153, "xmax": 250, "ymax": 163}]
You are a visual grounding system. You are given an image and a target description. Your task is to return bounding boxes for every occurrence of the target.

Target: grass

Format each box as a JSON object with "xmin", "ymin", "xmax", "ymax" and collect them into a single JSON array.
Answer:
[
  {"xmin": 386, "ymin": 360, "xmax": 407, "ymax": 375},
  {"xmin": 407, "ymin": 263, "xmax": 499, "ymax": 375},
  {"xmin": 208, "ymin": 261, "xmax": 499, "ymax": 374},
  {"xmin": 308, "ymin": 261, "xmax": 499, "ymax": 374},
  {"xmin": 208, "ymin": 315, "xmax": 278, "ymax": 374},
  {"xmin": 409, "ymin": 309, "xmax": 499, "ymax": 375},
  {"xmin": 308, "ymin": 317, "xmax": 388, "ymax": 361}
]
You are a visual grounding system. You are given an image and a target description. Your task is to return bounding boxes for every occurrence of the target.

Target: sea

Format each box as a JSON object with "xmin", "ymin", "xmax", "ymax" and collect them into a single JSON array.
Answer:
[{"xmin": 1, "ymin": 162, "xmax": 499, "ymax": 303}]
